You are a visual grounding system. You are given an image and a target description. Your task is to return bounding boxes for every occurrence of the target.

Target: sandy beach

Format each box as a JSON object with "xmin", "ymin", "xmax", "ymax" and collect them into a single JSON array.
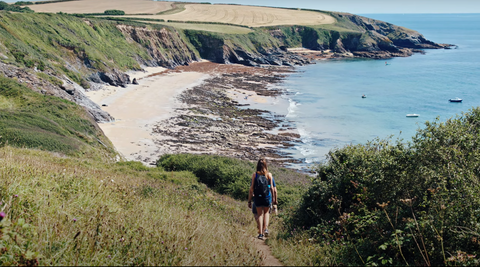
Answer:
[
  {"xmin": 85, "ymin": 61, "xmax": 301, "ymax": 166},
  {"xmin": 85, "ymin": 66, "xmax": 210, "ymax": 163}
]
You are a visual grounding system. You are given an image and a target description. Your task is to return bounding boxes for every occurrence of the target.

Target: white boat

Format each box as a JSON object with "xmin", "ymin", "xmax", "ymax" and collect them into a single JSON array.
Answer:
[
  {"xmin": 406, "ymin": 114, "xmax": 419, "ymax": 117},
  {"xmin": 449, "ymin": 97, "xmax": 463, "ymax": 103}
]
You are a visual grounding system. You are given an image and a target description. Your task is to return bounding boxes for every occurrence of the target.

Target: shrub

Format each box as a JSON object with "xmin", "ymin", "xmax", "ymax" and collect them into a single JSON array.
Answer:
[
  {"xmin": 290, "ymin": 108, "xmax": 480, "ymax": 265},
  {"xmin": 157, "ymin": 154, "xmax": 309, "ymax": 207},
  {"xmin": 157, "ymin": 154, "xmax": 253, "ymax": 199},
  {"xmin": 103, "ymin": 10, "xmax": 125, "ymax": 15}
]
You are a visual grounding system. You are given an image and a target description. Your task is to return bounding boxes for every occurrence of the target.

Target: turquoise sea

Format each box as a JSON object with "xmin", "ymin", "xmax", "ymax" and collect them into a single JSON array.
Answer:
[{"xmin": 264, "ymin": 14, "xmax": 480, "ymax": 166}]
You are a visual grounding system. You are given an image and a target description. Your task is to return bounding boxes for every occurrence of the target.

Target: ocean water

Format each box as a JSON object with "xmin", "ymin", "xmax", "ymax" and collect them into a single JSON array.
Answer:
[{"xmin": 272, "ymin": 14, "xmax": 480, "ymax": 166}]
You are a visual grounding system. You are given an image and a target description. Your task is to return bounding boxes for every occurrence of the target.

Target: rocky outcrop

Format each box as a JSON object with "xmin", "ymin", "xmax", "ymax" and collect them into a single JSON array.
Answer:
[
  {"xmin": 0, "ymin": 62, "xmax": 113, "ymax": 123},
  {"xmin": 116, "ymin": 25, "xmax": 200, "ymax": 68},
  {"xmin": 88, "ymin": 69, "xmax": 131, "ymax": 88}
]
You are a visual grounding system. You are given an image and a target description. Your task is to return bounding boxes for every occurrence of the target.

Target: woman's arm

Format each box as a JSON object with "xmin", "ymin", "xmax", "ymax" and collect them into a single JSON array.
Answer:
[
  {"xmin": 268, "ymin": 173, "xmax": 276, "ymax": 204},
  {"xmin": 248, "ymin": 173, "xmax": 255, "ymax": 208}
]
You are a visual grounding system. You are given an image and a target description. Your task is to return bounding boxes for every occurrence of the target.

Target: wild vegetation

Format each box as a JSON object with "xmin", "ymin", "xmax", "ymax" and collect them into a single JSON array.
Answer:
[
  {"xmin": 0, "ymin": 1, "xmax": 33, "ymax": 13},
  {"xmin": 157, "ymin": 154, "xmax": 310, "ymax": 208},
  {"xmin": 0, "ymin": 146, "xmax": 263, "ymax": 265},
  {"xmin": 268, "ymin": 108, "xmax": 480, "ymax": 266}
]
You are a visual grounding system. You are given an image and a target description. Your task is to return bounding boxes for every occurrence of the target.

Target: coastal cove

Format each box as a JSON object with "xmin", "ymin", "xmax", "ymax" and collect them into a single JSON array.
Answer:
[
  {"xmin": 83, "ymin": 14, "xmax": 480, "ymax": 170},
  {"xmin": 271, "ymin": 13, "xmax": 480, "ymax": 166}
]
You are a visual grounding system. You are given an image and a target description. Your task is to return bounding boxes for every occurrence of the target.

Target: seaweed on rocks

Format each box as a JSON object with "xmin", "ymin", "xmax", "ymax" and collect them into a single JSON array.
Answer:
[{"xmin": 152, "ymin": 67, "xmax": 301, "ymax": 165}]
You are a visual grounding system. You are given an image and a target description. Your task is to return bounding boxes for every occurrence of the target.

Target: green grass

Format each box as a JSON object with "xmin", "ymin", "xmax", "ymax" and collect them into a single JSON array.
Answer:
[
  {"xmin": 135, "ymin": 21, "xmax": 253, "ymax": 34},
  {"xmin": 0, "ymin": 12, "xmax": 151, "ymax": 78},
  {"xmin": 0, "ymin": 146, "xmax": 262, "ymax": 265},
  {"xmin": 0, "ymin": 75, "xmax": 114, "ymax": 158},
  {"xmin": 157, "ymin": 154, "xmax": 310, "ymax": 208}
]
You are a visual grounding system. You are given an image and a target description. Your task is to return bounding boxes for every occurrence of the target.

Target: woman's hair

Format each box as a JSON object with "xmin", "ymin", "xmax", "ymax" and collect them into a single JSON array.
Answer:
[{"xmin": 256, "ymin": 158, "xmax": 268, "ymax": 176}]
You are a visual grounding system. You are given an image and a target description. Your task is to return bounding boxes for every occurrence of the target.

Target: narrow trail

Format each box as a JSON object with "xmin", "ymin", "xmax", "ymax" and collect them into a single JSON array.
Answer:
[{"xmin": 252, "ymin": 236, "xmax": 283, "ymax": 266}]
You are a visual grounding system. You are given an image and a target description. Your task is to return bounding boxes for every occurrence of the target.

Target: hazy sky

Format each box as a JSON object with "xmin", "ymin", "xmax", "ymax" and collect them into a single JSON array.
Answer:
[{"xmin": 174, "ymin": 0, "xmax": 480, "ymax": 14}]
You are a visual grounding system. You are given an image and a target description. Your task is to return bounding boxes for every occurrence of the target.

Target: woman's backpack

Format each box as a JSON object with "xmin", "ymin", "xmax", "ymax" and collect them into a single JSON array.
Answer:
[{"xmin": 254, "ymin": 173, "xmax": 269, "ymax": 198}]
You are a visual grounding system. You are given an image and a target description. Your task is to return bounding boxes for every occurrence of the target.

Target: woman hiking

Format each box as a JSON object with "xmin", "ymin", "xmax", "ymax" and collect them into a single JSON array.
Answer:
[{"xmin": 248, "ymin": 158, "xmax": 277, "ymax": 239}]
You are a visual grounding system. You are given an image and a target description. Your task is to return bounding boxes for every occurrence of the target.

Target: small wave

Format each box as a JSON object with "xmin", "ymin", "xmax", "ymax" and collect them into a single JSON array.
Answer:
[{"xmin": 286, "ymin": 99, "xmax": 301, "ymax": 118}]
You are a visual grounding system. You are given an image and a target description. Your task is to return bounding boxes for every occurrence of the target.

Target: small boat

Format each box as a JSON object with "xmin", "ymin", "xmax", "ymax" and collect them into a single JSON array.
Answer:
[
  {"xmin": 449, "ymin": 97, "xmax": 463, "ymax": 103},
  {"xmin": 406, "ymin": 114, "xmax": 419, "ymax": 118},
  {"xmin": 362, "ymin": 94, "xmax": 366, "ymax": 98}
]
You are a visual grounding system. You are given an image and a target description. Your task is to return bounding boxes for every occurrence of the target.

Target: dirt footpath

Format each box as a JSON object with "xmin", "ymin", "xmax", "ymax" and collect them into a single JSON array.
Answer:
[{"xmin": 253, "ymin": 237, "xmax": 283, "ymax": 266}]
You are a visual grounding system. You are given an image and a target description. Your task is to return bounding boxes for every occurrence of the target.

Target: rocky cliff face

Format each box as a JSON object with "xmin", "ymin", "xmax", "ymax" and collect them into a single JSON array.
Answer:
[
  {"xmin": 316, "ymin": 13, "xmax": 452, "ymax": 59},
  {"xmin": 116, "ymin": 25, "xmax": 200, "ymax": 68}
]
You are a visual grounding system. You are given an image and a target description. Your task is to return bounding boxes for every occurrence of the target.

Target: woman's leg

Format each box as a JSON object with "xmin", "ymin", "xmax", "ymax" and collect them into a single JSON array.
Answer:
[
  {"xmin": 256, "ymin": 206, "xmax": 264, "ymax": 235},
  {"xmin": 263, "ymin": 206, "xmax": 270, "ymax": 233}
]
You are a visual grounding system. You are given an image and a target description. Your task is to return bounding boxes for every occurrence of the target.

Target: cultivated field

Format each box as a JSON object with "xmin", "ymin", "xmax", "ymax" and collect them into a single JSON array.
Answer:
[
  {"xmin": 29, "ymin": 0, "xmax": 174, "ymax": 14},
  {"xmin": 29, "ymin": 0, "xmax": 336, "ymax": 27},
  {"xmin": 126, "ymin": 4, "xmax": 336, "ymax": 27}
]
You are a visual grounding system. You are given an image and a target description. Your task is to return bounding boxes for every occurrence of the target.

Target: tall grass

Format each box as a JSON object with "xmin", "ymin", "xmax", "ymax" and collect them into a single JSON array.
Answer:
[{"xmin": 0, "ymin": 146, "xmax": 263, "ymax": 265}]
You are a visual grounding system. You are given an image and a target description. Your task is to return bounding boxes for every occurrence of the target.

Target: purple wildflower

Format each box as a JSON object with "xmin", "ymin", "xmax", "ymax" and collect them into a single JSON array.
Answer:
[
  {"xmin": 73, "ymin": 218, "xmax": 77, "ymax": 222},
  {"xmin": 185, "ymin": 247, "xmax": 188, "ymax": 250},
  {"xmin": 0, "ymin": 211, "xmax": 5, "ymax": 222},
  {"xmin": 14, "ymin": 195, "xmax": 18, "ymax": 198}
]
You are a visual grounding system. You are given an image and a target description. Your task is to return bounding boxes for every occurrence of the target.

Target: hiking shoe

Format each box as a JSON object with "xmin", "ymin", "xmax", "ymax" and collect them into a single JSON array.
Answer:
[
  {"xmin": 258, "ymin": 234, "xmax": 264, "ymax": 240},
  {"xmin": 264, "ymin": 229, "xmax": 269, "ymax": 237}
]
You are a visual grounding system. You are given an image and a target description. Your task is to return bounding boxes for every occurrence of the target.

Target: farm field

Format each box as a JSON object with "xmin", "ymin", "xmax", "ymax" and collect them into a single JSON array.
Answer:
[
  {"xmin": 28, "ymin": 0, "xmax": 174, "ymax": 14},
  {"xmin": 124, "ymin": 4, "xmax": 336, "ymax": 27},
  {"xmin": 29, "ymin": 0, "xmax": 336, "ymax": 27}
]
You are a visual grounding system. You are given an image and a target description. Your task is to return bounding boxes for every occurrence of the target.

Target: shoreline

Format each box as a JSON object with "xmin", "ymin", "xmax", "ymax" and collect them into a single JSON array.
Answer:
[{"xmin": 86, "ymin": 61, "xmax": 306, "ymax": 167}]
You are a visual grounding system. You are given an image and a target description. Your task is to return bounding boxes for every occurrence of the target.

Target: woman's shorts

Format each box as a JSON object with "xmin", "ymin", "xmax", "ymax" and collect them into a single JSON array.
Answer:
[{"xmin": 254, "ymin": 196, "xmax": 271, "ymax": 208}]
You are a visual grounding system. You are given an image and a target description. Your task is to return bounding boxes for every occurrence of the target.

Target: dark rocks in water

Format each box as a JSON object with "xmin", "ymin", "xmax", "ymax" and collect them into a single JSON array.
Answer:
[{"xmin": 132, "ymin": 78, "xmax": 139, "ymax": 85}]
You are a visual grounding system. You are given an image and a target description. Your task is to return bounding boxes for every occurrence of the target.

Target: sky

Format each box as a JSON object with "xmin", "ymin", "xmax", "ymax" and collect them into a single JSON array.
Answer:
[{"xmin": 172, "ymin": 0, "xmax": 480, "ymax": 14}]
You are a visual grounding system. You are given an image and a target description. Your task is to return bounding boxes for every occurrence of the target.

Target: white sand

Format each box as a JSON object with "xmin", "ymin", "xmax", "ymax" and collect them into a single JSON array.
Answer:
[{"xmin": 85, "ymin": 67, "xmax": 209, "ymax": 163}]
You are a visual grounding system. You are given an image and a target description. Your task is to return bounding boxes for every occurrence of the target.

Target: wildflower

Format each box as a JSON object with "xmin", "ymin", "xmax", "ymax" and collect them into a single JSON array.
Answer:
[
  {"xmin": 185, "ymin": 247, "xmax": 188, "ymax": 250},
  {"xmin": 111, "ymin": 179, "xmax": 114, "ymax": 183},
  {"xmin": 0, "ymin": 212, "xmax": 5, "ymax": 222},
  {"xmin": 73, "ymin": 218, "xmax": 77, "ymax": 222},
  {"xmin": 107, "ymin": 255, "xmax": 111, "ymax": 259},
  {"xmin": 14, "ymin": 194, "xmax": 18, "ymax": 198}
]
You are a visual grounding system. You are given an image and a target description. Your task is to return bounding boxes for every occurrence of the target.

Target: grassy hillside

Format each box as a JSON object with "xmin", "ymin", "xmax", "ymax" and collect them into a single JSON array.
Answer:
[
  {"xmin": 0, "ymin": 76, "xmax": 114, "ymax": 159},
  {"xmin": 0, "ymin": 12, "xmax": 152, "ymax": 83},
  {"xmin": 0, "ymin": 146, "xmax": 263, "ymax": 265}
]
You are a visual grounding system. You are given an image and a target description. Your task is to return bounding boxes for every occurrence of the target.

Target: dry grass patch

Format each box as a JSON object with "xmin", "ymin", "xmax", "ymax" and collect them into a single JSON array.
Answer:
[
  {"xmin": 122, "ymin": 4, "xmax": 336, "ymax": 27},
  {"xmin": 29, "ymin": 0, "xmax": 174, "ymax": 14},
  {"xmin": 0, "ymin": 146, "xmax": 263, "ymax": 265}
]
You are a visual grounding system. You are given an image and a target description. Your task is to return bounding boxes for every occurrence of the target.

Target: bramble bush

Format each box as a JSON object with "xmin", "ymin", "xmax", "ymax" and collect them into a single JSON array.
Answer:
[{"xmin": 289, "ymin": 108, "xmax": 480, "ymax": 266}]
